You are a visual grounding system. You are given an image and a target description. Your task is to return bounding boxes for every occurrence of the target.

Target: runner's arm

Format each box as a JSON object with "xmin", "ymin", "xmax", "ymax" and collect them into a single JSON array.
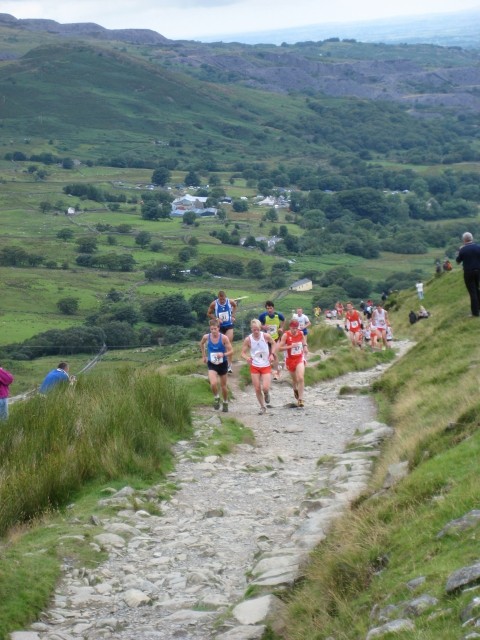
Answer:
[
  {"xmin": 200, "ymin": 334, "xmax": 208, "ymax": 361},
  {"xmin": 241, "ymin": 337, "xmax": 252, "ymax": 362},
  {"xmin": 207, "ymin": 301, "xmax": 216, "ymax": 320}
]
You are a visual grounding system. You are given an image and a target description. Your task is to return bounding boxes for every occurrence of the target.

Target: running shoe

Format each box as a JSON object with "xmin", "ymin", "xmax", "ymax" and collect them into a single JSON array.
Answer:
[
  {"xmin": 227, "ymin": 366, "xmax": 233, "ymax": 374},
  {"xmin": 258, "ymin": 406, "xmax": 267, "ymax": 415},
  {"xmin": 222, "ymin": 402, "xmax": 229, "ymax": 413},
  {"xmin": 297, "ymin": 399, "xmax": 304, "ymax": 408},
  {"xmin": 293, "ymin": 388, "xmax": 299, "ymax": 400},
  {"xmin": 213, "ymin": 396, "xmax": 220, "ymax": 410},
  {"xmin": 264, "ymin": 390, "xmax": 271, "ymax": 405}
]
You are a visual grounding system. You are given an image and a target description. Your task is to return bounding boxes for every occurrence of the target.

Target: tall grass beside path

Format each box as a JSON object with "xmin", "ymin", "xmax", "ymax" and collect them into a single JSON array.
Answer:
[{"xmin": 0, "ymin": 368, "xmax": 192, "ymax": 536}]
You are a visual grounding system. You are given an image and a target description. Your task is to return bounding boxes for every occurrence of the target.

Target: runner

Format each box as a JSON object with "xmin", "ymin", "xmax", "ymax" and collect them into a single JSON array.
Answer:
[
  {"xmin": 335, "ymin": 301, "xmax": 344, "ymax": 319},
  {"xmin": 293, "ymin": 308, "xmax": 311, "ymax": 336},
  {"xmin": 313, "ymin": 306, "xmax": 321, "ymax": 323},
  {"xmin": 278, "ymin": 318, "xmax": 308, "ymax": 408},
  {"xmin": 241, "ymin": 319, "xmax": 277, "ymax": 415},
  {"xmin": 345, "ymin": 301, "xmax": 363, "ymax": 348},
  {"xmin": 371, "ymin": 302, "xmax": 389, "ymax": 349},
  {"xmin": 258, "ymin": 300, "xmax": 285, "ymax": 381},
  {"xmin": 200, "ymin": 319, "xmax": 233, "ymax": 412},
  {"xmin": 207, "ymin": 291, "xmax": 237, "ymax": 373}
]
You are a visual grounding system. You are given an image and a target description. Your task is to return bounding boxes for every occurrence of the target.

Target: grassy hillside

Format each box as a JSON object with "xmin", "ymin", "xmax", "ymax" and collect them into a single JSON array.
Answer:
[{"xmin": 283, "ymin": 269, "xmax": 480, "ymax": 639}]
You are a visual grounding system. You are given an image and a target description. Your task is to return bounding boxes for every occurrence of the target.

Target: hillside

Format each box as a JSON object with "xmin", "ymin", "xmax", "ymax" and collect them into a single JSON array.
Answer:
[
  {"xmin": 284, "ymin": 271, "xmax": 480, "ymax": 638},
  {"xmin": 1, "ymin": 12, "xmax": 480, "ymax": 115},
  {"xmin": 1, "ymin": 266, "xmax": 480, "ymax": 639}
]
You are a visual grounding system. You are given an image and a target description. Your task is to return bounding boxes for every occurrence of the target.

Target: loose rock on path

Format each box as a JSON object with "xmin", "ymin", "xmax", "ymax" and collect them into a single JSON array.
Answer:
[{"xmin": 15, "ymin": 343, "xmax": 410, "ymax": 640}]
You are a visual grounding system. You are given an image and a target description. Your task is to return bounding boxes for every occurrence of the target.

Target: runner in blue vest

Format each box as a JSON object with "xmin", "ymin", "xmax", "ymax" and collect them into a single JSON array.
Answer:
[
  {"xmin": 200, "ymin": 319, "xmax": 234, "ymax": 412},
  {"xmin": 207, "ymin": 291, "xmax": 237, "ymax": 373}
]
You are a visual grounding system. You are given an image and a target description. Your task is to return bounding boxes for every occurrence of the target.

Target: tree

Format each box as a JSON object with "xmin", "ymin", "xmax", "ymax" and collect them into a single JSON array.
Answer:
[
  {"xmin": 57, "ymin": 297, "xmax": 79, "ymax": 315},
  {"xmin": 99, "ymin": 321, "xmax": 135, "ymax": 348},
  {"xmin": 151, "ymin": 166, "xmax": 170, "ymax": 186},
  {"xmin": 343, "ymin": 276, "xmax": 372, "ymax": 299},
  {"xmin": 246, "ymin": 259, "xmax": 265, "ymax": 279},
  {"xmin": 233, "ymin": 199, "xmax": 248, "ymax": 212},
  {"xmin": 135, "ymin": 231, "xmax": 152, "ymax": 248},
  {"xmin": 39, "ymin": 201, "xmax": 52, "ymax": 214},
  {"xmin": 62, "ymin": 157, "xmax": 74, "ymax": 169},
  {"xmin": 264, "ymin": 208, "xmax": 278, "ymax": 222},
  {"xmin": 106, "ymin": 288, "xmax": 123, "ymax": 302},
  {"xmin": 142, "ymin": 294, "xmax": 194, "ymax": 326},
  {"xmin": 189, "ymin": 291, "xmax": 215, "ymax": 322},
  {"xmin": 185, "ymin": 170, "xmax": 200, "ymax": 187},
  {"xmin": 76, "ymin": 237, "xmax": 97, "ymax": 253},
  {"xmin": 57, "ymin": 228, "xmax": 74, "ymax": 241},
  {"xmin": 182, "ymin": 211, "xmax": 197, "ymax": 226}
]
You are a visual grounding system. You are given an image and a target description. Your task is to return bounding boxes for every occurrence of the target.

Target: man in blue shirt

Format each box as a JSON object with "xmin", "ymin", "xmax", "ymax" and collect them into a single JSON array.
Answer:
[
  {"xmin": 456, "ymin": 232, "xmax": 480, "ymax": 317},
  {"xmin": 207, "ymin": 291, "xmax": 237, "ymax": 373},
  {"xmin": 40, "ymin": 362, "xmax": 75, "ymax": 393}
]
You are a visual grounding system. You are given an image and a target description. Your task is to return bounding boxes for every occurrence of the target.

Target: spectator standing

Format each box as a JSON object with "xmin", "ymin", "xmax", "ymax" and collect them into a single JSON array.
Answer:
[
  {"xmin": 0, "ymin": 365, "xmax": 14, "ymax": 420},
  {"xmin": 416, "ymin": 281, "xmax": 424, "ymax": 300},
  {"xmin": 456, "ymin": 232, "xmax": 480, "ymax": 317}
]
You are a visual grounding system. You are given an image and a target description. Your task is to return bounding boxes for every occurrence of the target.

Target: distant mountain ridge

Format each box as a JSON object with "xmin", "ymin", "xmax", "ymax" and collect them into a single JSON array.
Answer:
[
  {"xmin": 2, "ymin": 8, "xmax": 480, "ymax": 48},
  {"xmin": 0, "ymin": 13, "xmax": 170, "ymax": 45},
  {"xmin": 0, "ymin": 8, "xmax": 479, "ymax": 130}
]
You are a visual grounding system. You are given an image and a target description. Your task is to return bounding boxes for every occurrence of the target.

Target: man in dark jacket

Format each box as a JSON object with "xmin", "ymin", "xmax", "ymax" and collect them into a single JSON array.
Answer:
[{"xmin": 456, "ymin": 232, "xmax": 480, "ymax": 317}]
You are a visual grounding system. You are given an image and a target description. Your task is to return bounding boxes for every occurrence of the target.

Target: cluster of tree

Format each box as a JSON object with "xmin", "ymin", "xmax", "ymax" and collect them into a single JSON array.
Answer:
[
  {"xmin": 75, "ymin": 253, "xmax": 136, "ymax": 272},
  {"xmin": 301, "ymin": 99, "xmax": 479, "ymax": 165},
  {"xmin": 63, "ymin": 183, "xmax": 127, "ymax": 204},
  {"xmin": 5, "ymin": 151, "xmax": 63, "ymax": 165},
  {"xmin": 0, "ymin": 245, "xmax": 62, "ymax": 269},
  {"xmin": 0, "ymin": 326, "xmax": 107, "ymax": 360},
  {"xmin": 0, "ymin": 289, "xmax": 222, "ymax": 360},
  {"xmin": 141, "ymin": 191, "xmax": 174, "ymax": 220}
]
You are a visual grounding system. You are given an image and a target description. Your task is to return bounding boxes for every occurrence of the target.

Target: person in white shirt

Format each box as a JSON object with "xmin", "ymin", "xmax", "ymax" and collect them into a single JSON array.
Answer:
[
  {"xmin": 292, "ymin": 308, "xmax": 311, "ymax": 336},
  {"xmin": 416, "ymin": 281, "xmax": 424, "ymax": 300},
  {"xmin": 241, "ymin": 319, "xmax": 277, "ymax": 415}
]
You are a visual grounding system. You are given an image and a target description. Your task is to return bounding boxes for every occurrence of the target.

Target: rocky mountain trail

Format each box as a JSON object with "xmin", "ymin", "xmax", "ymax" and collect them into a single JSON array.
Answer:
[{"xmin": 14, "ymin": 341, "xmax": 412, "ymax": 640}]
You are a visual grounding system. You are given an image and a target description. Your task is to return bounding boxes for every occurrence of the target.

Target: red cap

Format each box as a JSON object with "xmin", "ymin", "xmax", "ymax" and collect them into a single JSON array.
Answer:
[{"xmin": 290, "ymin": 319, "xmax": 299, "ymax": 327}]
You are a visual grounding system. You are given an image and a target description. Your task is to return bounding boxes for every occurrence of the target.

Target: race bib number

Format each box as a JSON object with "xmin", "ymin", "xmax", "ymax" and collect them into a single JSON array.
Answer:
[
  {"xmin": 255, "ymin": 351, "xmax": 265, "ymax": 361},
  {"xmin": 291, "ymin": 343, "xmax": 303, "ymax": 356},
  {"xmin": 210, "ymin": 353, "xmax": 223, "ymax": 364},
  {"xmin": 266, "ymin": 325, "xmax": 276, "ymax": 334},
  {"xmin": 218, "ymin": 311, "xmax": 229, "ymax": 323},
  {"xmin": 350, "ymin": 320, "xmax": 359, "ymax": 329}
]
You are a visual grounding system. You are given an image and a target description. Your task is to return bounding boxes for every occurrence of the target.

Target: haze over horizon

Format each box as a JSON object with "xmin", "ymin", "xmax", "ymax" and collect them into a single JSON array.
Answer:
[{"xmin": 2, "ymin": 0, "xmax": 480, "ymax": 42}]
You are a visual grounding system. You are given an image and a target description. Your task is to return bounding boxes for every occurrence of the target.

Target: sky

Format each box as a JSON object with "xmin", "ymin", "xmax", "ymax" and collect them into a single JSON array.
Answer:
[{"xmin": 2, "ymin": 0, "xmax": 480, "ymax": 41}]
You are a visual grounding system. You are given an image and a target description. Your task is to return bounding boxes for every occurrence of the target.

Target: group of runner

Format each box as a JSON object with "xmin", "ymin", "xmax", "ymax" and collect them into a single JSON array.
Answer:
[
  {"xmin": 200, "ymin": 292, "xmax": 310, "ymax": 414},
  {"xmin": 343, "ymin": 300, "xmax": 393, "ymax": 350}
]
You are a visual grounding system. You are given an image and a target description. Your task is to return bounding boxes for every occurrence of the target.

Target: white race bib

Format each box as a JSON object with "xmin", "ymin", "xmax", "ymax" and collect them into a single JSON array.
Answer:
[
  {"xmin": 350, "ymin": 320, "xmax": 358, "ymax": 329},
  {"xmin": 218, "ymin": 311, "xmax": 229, "ymax": 323},
  {"xmin": 210, "ymin": 353, "xmax": 223, "ymax": 364},
  {"xmin": 266, "ymin": 325, "xmax": 276, "ymax": 334},
  {"xmin": 291, "ymin": 343, "xmax": 303, "ymax": 356}
]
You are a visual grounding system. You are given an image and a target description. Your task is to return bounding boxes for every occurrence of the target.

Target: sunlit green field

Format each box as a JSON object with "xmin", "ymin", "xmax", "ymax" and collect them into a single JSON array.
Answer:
[{"xmin": 0, "ymin": 159, "xmax": 475, "ymax": 357}]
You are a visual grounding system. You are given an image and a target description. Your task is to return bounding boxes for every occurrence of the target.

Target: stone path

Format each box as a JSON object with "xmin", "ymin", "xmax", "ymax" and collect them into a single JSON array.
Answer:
[{"xmin": 13, "ymin": 344, "xmax": 409, "ymax": 640}]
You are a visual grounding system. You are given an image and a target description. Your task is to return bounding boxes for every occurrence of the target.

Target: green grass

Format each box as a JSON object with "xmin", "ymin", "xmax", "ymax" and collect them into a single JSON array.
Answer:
[{"xmin": 282, "ymin": 269, "xmax": 480, "ymax": 640}]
